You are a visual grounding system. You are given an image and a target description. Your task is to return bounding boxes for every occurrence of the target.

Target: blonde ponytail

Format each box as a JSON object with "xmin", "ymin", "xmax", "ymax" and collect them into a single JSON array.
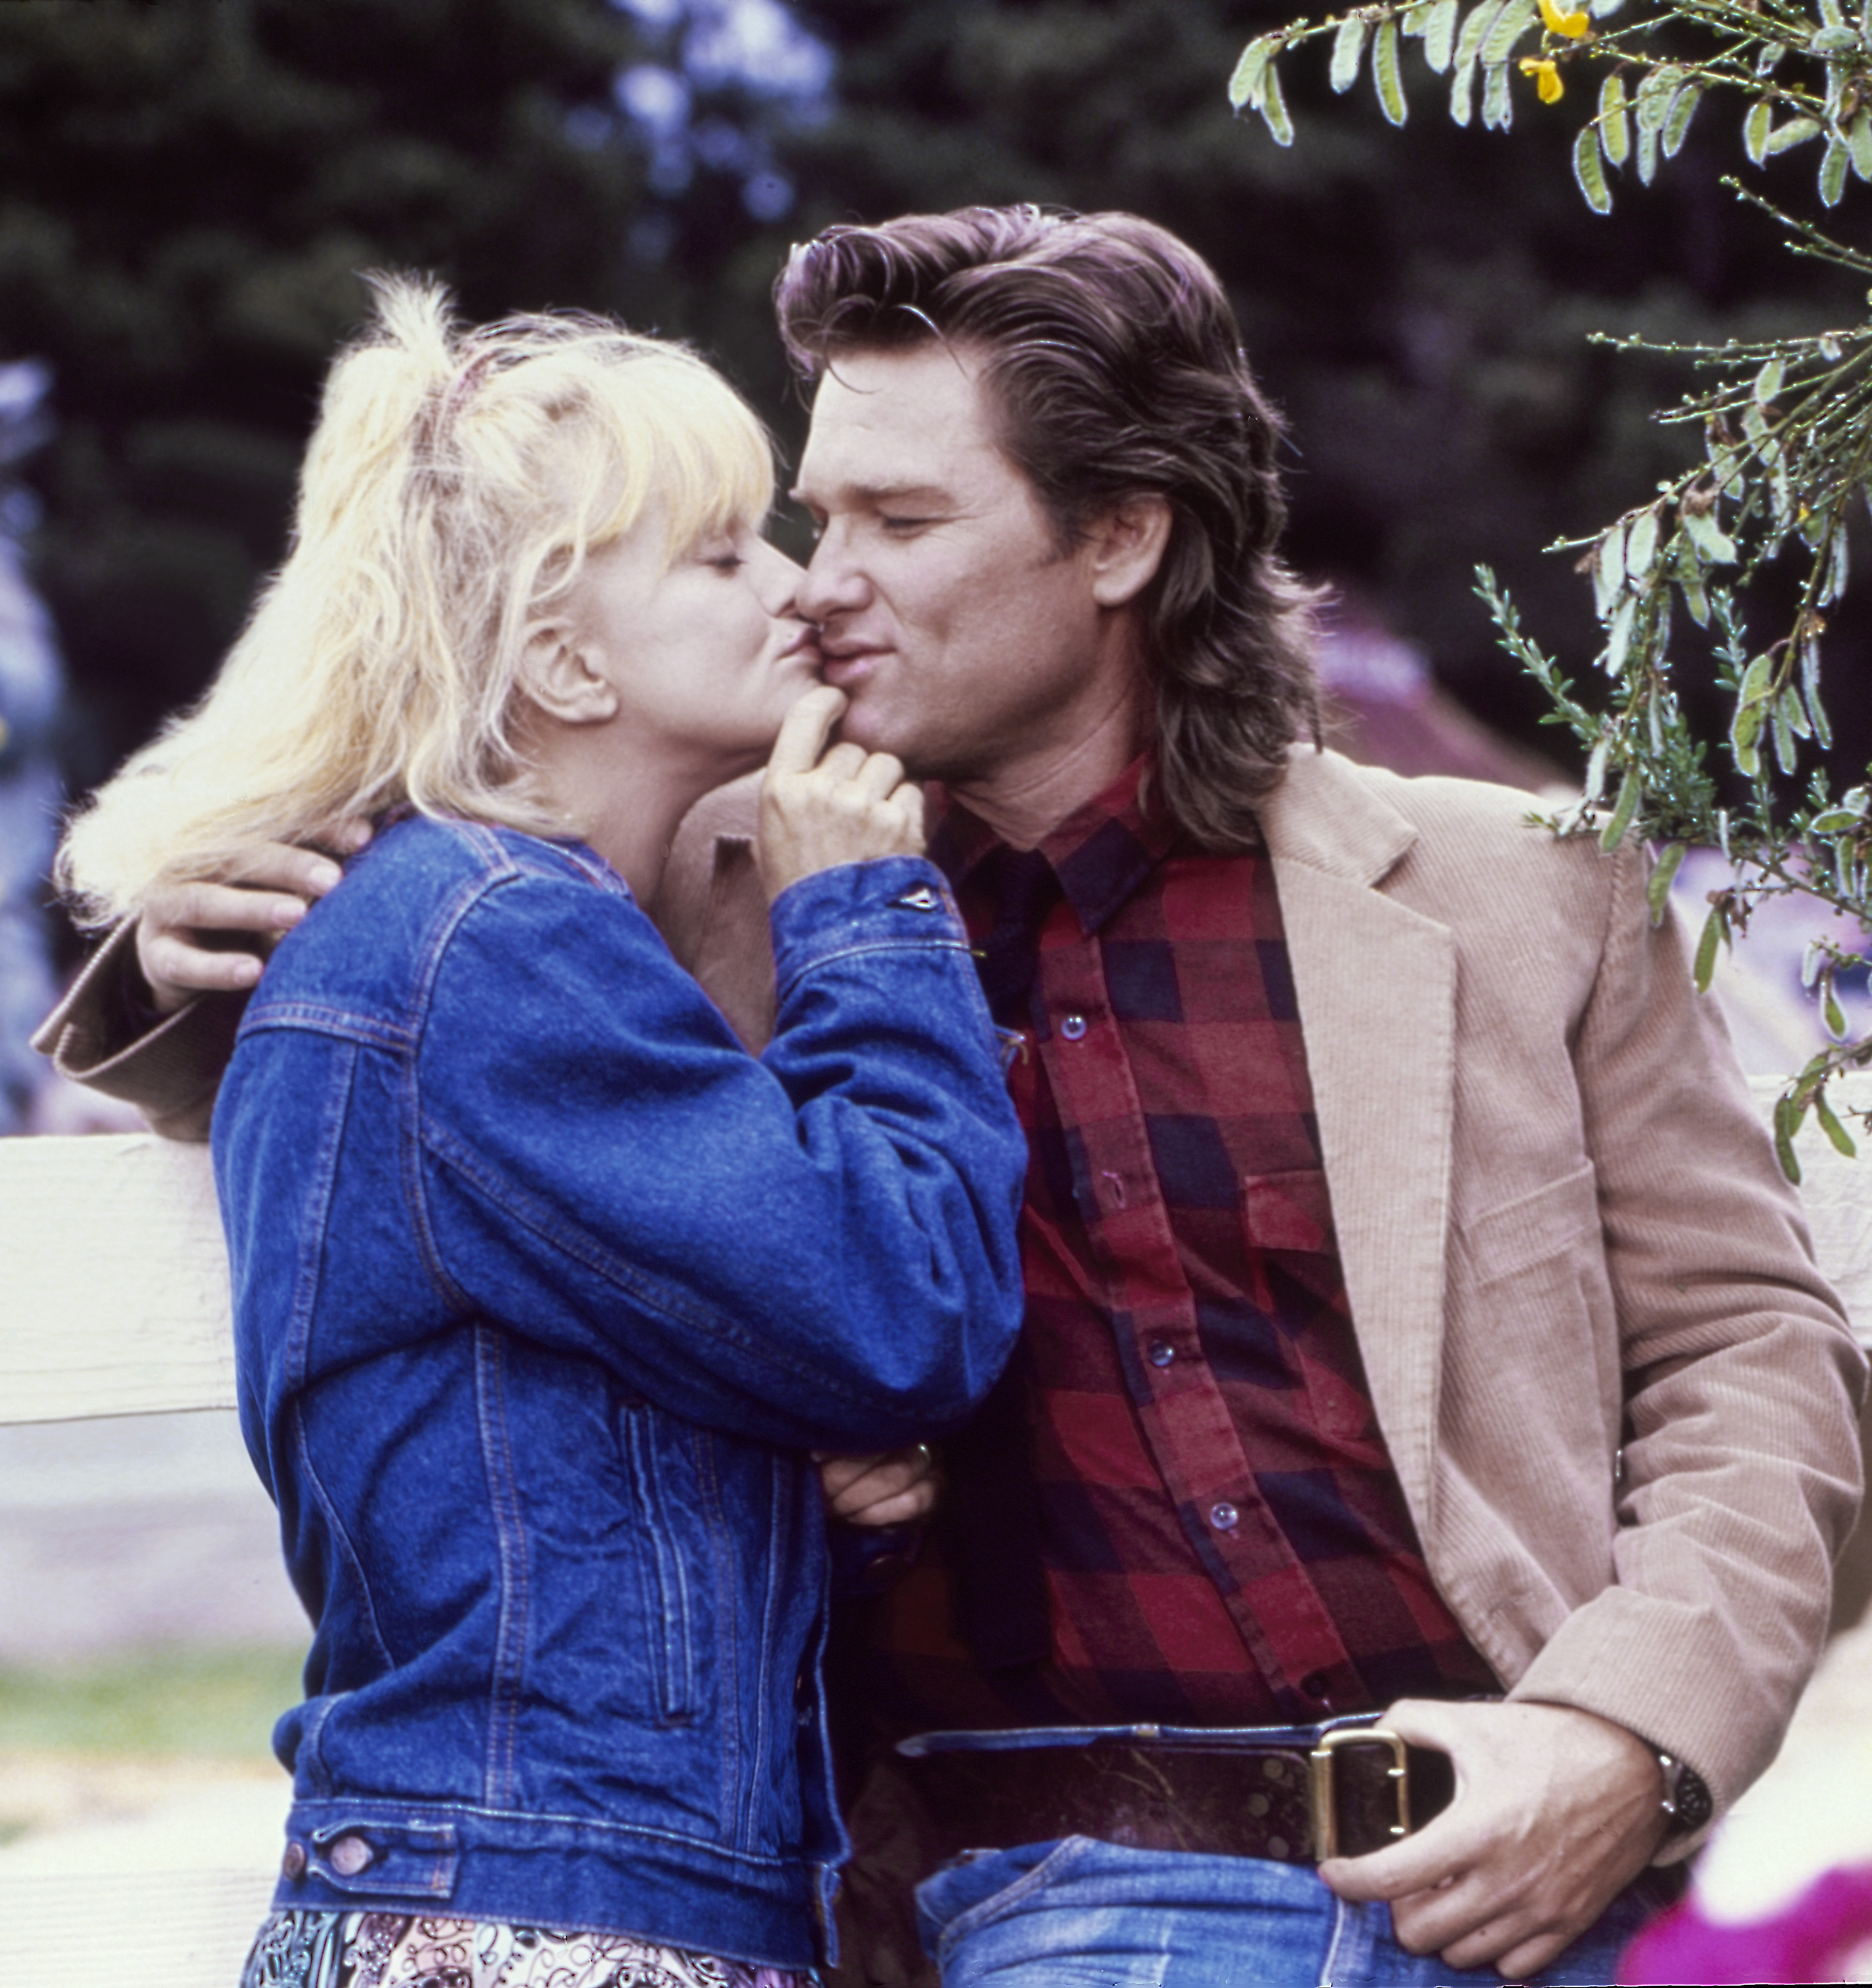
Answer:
[{"xmin": 58, "ymin": 275, "xmax": 773, "ymax": 927}]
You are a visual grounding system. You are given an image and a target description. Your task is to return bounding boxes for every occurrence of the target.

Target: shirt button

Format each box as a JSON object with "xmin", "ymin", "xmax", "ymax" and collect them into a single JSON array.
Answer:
[
  {"xmin": 1301, "ymin": 1671, "xmax": 1331, "ymax": 1701},
  {"xmin": 1209, "ymin": 1502, "xmax": 1239, "ymax": 1532},
  {"xmin": 1059, "ymin": 1013, "xmax": 1088, "ymax": 1041},
  {"xmin": 1147, "ymin": 1340, "xmax": 1176, "ymax": 1369}
]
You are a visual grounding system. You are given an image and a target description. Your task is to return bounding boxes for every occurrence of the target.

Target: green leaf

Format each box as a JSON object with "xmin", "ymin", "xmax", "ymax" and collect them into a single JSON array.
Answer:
[
  {"xmin": 1765, "ymin": 115, "xmax": 1823, "ymax": 156},
  {"xmin": 1681, "ymin": 507, "xmax": 1737, "ymax": 565},
  {"xmin": 1598, "ymin": 73, "xmax": 1630, "ymax": 167},
  {"xmin": 1738, "ymin": 653, "xmax": 1775, "ymax": 705},
  {"xmin": 1261, "ymin": 59, "xmax": 1295, "ymax": 144},
  {"xmin": 1600, "ymin": 765, "xmax": 1641, "ymax": 850},
  {"xmin": 1593, "ymin": 523, "xmax": 1626, "ymax": 616},
  {"xmin": 1774, "ymin": 1094, "xmax": 1805, "ymax": 1184},
  {"xmin": 1453, "ymin": 0, "xmax": 1502, "ymax": 77},
  {"xmin": 1646, "ymin": 841, "xmax": 1686, "ymax": 923},
  {"xmin": 1635, "ymin": 63, "xmax": 1681, "ymax": 135},
  {"xmin": 1480, "ymin": 0, "xmax": 1535, "ymax": 67},
  {"xmin": 1626, "ymin": 506, "xmax": 1660, "ymax": 579},
  {"xmin": 1754, "ymin": 356, "xmax": 1784, "ymax": 405},
  {"xmin": 1693, "ymin": 905, "xmax": 1723, "ymax": 991},
  {"xmin": 1331, "ymin": 15, "xmax": 1370, "ymax": 94},
  {"xmin": 1744, "ymin": 97, "xmax": 1773, "ymax": 165},
  {"xmin": 1227, "ymin": 35, "xmax": 1277, "ymax": 109},
  {"xmin": 1849, "ymin": 108, "xmax": 1872, "ymax": 178},
  {"xmin": 1825, "ymin": 980, "xmax": 1851, "ymax": 1041},
  {"xmin": 1811, "ymin": 806, "xmax": 1863, "ymax": 831},
  {"xmin": 1661, "ymin": 81, "xmax": 1701, "ymax": 157},
  {"xmin": 1635, "ymin": 116, "xmax": 1659, "ymax": 186},
  {"xmin": 1732, "ymin": 699, "xmax": 1763, "ymax": 779},
  {"xmin": 1574, "ymin": 122, "xmax": 1613, "ymax": 211},
  {"xmin": 1822, "ymin": 139, "xmax": 1850, "ymax": 204},
  {"xmin": 1374, "ymin": 19, "xmax": 1408, "ymax": 123},
  {"xmin": 1604, "ymin": 592, "xmax": 1639, "ymax": 672},
  {"xmin": 1780, "ymin": 683, "xmax": 1813, "ymax": 740},
  {"xmin": 1482, "ymin": 57, "xmax": 1512, "ymax": 129},
  {"xmin": 1677, "ymin": 559, "xmax": 1709, "ymax": 626},
  {"xmin": 1815, "ymin": 1087, "xmax": 1858, "ymax": 1156},
  {"xmin": 1811, "ymin": 24, "xmax": 1859, "ymax": 53},
  {"xmin": 1425, "ymin": 0, "xmax": 1460, "ymax": 69}
]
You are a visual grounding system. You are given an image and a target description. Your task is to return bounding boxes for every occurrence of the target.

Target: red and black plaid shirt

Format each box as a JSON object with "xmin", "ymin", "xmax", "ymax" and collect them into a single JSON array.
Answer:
[{"xmin": 843, "ymin": 754, "xmax": 1496, "ymax": 1742}]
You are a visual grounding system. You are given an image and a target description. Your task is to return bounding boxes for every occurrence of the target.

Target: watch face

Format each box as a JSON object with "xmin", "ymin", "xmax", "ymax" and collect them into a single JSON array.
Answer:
[{"xmin": 1673, "ymin": 1763, "xmax": 1714, "ymax": 1832}]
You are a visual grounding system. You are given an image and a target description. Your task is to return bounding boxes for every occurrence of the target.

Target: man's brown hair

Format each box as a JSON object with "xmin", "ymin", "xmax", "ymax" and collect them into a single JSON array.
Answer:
[{"xmin": 774, "ymin": 204, "xmax": 1322, "ymax": 850}]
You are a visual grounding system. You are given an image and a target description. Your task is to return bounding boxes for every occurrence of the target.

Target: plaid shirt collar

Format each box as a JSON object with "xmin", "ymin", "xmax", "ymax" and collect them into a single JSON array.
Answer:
[{"xmin": 929, "ymin": 752, "xmax": 1229, "ymax": 936}]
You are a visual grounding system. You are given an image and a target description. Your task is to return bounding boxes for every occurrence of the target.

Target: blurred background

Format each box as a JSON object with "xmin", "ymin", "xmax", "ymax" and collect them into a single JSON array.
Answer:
[{"xmin": 4, "ymin": 0, "xmax": 1872, "ymax": 1941}]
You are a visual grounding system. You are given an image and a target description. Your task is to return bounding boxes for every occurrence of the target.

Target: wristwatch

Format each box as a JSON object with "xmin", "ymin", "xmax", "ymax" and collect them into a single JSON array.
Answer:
[{"xmin": 1652, "ymin": 1746, "xmax": 1714, "ymax": 1835}]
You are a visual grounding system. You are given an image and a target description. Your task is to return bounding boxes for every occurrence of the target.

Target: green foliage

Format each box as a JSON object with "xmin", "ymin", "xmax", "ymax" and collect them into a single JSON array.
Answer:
[
  {"xmin": 1234, "ymin": 0, "xmax": 1872, "ymax": 1157},
  {"xmin": 0, "ymin": 0, "xmax": 648, "ymax": 786},
  {"xmin": 0, "ymin": 1643, "xmax": 304, "ymax": 1757},
  {"xmin": 1230, "ymin": 0, "xmax": 1872, "ymax": 214}
]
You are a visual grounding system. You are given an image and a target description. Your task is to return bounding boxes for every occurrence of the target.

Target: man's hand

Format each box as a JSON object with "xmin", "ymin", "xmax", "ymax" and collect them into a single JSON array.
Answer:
[
  {"xmin": 135, "ymin": 823, "xmax": 373, "ymax": 1014},
  {"xmin": 1320, "ymin": 1698, "xmax": 1669, "ymax": 1979},
  {"xmin": 758, "ymin": 686, "xmax": 924, "ymax": 904},
  {"xmin": 817, "ymin": 1444, "xmax": 939, "ymax": 1527}
]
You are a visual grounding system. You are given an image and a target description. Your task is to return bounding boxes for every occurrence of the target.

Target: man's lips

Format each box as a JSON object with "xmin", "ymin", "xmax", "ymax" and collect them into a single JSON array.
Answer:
[{"xmin": 819, "ymin": 645, "xmax": 884, "ymax": 687}]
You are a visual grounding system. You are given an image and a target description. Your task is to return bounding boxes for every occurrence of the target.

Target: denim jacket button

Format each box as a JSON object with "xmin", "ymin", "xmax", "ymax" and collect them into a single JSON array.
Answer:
[
  {"xmin": 281, "ymin": 1841, "xmax": 308, "ymax": 1881},
  {"xmin": 327, "ymin": 1834, "xmax": 374, "ymax": 1878}
]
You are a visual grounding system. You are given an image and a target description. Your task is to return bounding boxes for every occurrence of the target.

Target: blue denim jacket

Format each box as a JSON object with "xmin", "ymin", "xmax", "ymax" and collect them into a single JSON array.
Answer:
[{"xmin": 211, "ymin": 815, "xmax": 1026, "ymax": 1969}]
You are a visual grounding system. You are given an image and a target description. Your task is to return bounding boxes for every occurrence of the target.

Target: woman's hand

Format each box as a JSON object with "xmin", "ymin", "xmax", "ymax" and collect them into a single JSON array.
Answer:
[
  {"xmin": 817, "ymin": 1444, "xmax": 940, "ymax": 1527},
  {"xmin": 757, "ymin": 686, "xmax": 924, "ymax": 904},
  {"xmin": 134, "ymin": 823, "xmax": 373, "ymax": 1014}
]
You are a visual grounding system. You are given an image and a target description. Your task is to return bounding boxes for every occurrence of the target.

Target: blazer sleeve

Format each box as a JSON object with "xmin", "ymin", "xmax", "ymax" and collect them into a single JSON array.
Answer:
[
  {"xmin": 1507, "ymin": 833, "xmax": 1867, "ymax": 1818},
  {"xmin": 31, "ymin": 920, "xmax": 244, "ymax": 1142},
  {"xmin": 411, "ymin": 853, "xmax": 1029, "ymax": 1454}
]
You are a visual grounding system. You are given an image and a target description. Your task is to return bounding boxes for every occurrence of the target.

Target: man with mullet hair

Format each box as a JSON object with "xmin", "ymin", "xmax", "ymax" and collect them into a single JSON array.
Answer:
[{"xmin": 41, "ymin": 206, "xmax": 1867, "ymax": 1987}]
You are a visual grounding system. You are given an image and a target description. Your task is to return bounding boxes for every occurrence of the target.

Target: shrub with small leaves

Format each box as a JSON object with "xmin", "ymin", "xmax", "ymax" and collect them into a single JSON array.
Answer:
[{"xmin": 1231, "ymin": 0, "xmax": 1872, "ymax": 1170}]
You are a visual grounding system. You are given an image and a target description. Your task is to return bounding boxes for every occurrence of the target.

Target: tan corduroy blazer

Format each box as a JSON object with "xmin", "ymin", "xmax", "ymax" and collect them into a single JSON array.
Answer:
[{"xmin": 36, "ymin": 744, "xmax": 1866, "ymax": 1818}]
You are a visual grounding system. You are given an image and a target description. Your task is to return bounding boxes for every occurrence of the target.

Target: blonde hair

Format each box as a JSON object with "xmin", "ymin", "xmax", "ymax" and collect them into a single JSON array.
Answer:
[{"xmin": 57, "ymin": 275, "xmax": 774, "ymax": 927}]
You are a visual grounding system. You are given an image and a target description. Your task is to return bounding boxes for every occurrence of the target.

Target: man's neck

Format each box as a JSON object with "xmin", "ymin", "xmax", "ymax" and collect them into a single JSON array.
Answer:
[{"xmin": 945, "ymin": 688, "xmax": 1146, "ymax": 851}]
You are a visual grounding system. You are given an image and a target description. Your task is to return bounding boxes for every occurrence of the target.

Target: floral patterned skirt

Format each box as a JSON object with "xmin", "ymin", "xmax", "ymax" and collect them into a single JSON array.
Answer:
[{"xmin": 239, "ymin": 1911, "xmax": 817, "ymax": 1988}]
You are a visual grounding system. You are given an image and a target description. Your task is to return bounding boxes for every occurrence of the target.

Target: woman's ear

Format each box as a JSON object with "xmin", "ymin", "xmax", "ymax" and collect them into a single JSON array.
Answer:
[
  {"xmin": 518, "ymin": 619, "xmax": 620, "ymax": 727},
  {"xmin": 1087, "ymin": 494, "xmax": 1174, "ymax": 608}
]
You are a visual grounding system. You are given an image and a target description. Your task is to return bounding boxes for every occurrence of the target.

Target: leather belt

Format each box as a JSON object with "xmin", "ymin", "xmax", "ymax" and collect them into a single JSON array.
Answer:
[{"xmin": 895, "ymin": 1719, "xmax": 1456, "ymax": 1866}]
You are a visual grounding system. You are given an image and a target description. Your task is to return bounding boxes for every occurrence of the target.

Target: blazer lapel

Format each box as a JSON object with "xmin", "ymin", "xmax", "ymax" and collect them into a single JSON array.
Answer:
[{"xmin": 1258, "ymin": 749, "xmax": 1457, "ymax": 1529}]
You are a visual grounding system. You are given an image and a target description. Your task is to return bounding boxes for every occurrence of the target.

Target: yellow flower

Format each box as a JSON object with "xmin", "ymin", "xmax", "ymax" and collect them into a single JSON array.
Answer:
[
  {"xmin": 1519, "ymin": 55, "xmax": 1565, "ymax": 101},
  {"xmin": 1537, "ymin": 0, "xmax": 1592, "ymax": 36}
]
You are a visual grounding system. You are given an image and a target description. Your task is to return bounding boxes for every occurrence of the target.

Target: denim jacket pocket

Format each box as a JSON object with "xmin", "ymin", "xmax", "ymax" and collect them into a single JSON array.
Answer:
[{"xmin": 616, "ymin": 1401, "xmax": 698, "ymax": 1725}]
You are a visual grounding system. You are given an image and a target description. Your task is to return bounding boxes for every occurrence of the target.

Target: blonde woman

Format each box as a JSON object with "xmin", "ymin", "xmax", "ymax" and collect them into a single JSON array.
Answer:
[{"xmin": 57, "ymin": 280, "xmax": 1025, "ymax": 1988}]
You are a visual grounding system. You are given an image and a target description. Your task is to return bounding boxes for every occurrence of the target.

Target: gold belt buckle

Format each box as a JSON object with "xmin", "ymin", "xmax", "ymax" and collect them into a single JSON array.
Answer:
[{"xmin": 1307, "ymin": 1726, "xmax": 1410, "ymax": 1861}]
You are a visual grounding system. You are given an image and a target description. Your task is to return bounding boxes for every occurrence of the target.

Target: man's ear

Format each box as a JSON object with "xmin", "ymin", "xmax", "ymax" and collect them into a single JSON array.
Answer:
[
  {"xmin": 518, "ymin": 618, "xmax": 620, "ymax": 727},
  {"xmin": 1087, "ymin": 493, "xmax": 1174, "ymax": 609}
]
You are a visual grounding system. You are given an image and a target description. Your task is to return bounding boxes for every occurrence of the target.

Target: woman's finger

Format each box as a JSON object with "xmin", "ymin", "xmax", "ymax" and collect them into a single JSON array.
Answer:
[
  {"xmin": 766, "ymin": 685, "xmax": 848, "ymax": 778},
  {"xmin": 852, "ymin": 752, "xmax": 906, "ymax": 802}
]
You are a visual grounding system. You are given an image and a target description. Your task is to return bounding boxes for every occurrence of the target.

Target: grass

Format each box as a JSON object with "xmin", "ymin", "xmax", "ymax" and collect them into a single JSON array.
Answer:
[{"xmin": 0, "ymin": 1644, "xmax": 306, "ymax": 1758}]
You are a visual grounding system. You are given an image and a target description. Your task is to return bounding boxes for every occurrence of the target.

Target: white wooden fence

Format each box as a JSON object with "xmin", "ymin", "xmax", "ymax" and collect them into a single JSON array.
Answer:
[{"xmin": 1, "ymin": 1074, "xmax": 1869, "ymax": 1983}]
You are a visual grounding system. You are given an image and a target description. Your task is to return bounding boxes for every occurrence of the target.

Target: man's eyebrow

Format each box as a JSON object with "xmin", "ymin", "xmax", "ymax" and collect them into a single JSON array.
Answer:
[{"xmin": 786, "ymin": 481, "xmax": 950, "ymax": 509}]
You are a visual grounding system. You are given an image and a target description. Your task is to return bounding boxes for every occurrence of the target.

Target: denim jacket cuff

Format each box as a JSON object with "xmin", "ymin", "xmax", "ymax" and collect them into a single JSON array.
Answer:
[{"xmin": 768, "ymin": 856, "xmax": 971, "ymax": 1000}]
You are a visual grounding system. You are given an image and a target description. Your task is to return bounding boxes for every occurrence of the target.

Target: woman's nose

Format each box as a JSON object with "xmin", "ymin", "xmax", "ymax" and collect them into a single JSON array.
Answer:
[{"xmin": 751, "ymin": 538, "xmax": 806, "ymax": 617}]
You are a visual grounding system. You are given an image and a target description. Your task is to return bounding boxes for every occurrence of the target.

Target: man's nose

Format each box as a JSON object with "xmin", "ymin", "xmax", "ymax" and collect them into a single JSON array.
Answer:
[{"xmin": 795, "ymin": 525, "xmax": 868, "ymax": 623}]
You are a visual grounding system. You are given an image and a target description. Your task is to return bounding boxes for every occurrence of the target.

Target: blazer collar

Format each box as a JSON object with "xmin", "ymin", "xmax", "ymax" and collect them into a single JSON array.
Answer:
[{"xmin": 1257, "ymin": 742, "xmax": 1419, "ymax": 888}]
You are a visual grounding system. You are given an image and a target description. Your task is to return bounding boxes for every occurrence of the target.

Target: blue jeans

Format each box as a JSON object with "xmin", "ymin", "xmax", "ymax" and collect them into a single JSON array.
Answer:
[{"xmin": 915, "ymin": 1838, "xmax": 1669, "ymax": 1986}]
